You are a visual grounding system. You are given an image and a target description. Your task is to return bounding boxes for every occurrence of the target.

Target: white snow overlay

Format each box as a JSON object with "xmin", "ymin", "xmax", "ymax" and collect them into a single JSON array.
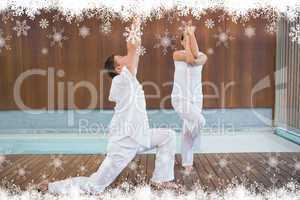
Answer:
[
  {"xmin": 0, "ymin": 181, "xmax": 299, "ymax": 200},
  {"xmin": 0, "ymin": 0, "xmax": 299, "ymax": 22},
  {"xmin": 0, "ymin": 0, "xmax": 300, "ymax": 199}
]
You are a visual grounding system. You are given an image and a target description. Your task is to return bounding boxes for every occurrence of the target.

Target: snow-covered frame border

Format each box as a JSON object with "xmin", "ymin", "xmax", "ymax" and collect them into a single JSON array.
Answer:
[{"xmin": 0, "ymin": 0, "xmax": 299, "ymax": 23}]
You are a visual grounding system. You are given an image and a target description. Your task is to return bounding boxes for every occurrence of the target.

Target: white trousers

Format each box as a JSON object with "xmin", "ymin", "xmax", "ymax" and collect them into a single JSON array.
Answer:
[
  {"xmin": 48, "ymin": 128, "xmax": 176, "ymax": 194},
  {"xmin": 172, "ymin": 98, "xmax": 205, "ymax": 167}
]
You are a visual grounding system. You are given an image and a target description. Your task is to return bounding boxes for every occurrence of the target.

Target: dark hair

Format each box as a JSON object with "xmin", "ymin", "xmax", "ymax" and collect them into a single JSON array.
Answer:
[
  {"xmin": 104, "ymin": 55, "xmax": 117, "ymax": 78},
  {"xmin": 181, "ymin": 34, "xmax": 184, "ymax": 41}
]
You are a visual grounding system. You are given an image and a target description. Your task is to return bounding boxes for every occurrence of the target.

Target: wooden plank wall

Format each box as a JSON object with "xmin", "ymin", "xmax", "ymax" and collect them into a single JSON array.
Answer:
[
  {"xmin": 275, "ymin": 16, "xmax": 300, "ymax": 131},
  {"xmin": 0, "ymin": 11, "xmax": 276, "ymax": 110}
]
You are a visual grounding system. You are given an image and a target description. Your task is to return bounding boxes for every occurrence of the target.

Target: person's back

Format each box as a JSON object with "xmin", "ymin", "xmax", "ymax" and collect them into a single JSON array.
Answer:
[
  {"xmin": 171, "ymin": 24, "xmax": 207, "ymax": 173},
  {"xmin": 172, "ymin": 58, "xmax": 203, "ymax": 104}
]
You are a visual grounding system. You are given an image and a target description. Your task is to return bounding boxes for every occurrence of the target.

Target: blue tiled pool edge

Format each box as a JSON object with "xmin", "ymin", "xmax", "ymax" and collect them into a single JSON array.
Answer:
[{"xmin": 275, "ymin": 127, "xmax": 300, "ymax": 145}]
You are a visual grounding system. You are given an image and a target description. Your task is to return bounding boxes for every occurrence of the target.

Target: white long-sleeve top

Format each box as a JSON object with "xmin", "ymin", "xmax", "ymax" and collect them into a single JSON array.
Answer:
[{"xmin": 108, "ymin": 67, "xmax": 150, "ymax": 148}]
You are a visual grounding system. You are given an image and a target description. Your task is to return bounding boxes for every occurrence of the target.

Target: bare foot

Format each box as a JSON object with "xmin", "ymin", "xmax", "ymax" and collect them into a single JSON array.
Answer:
[{"xmin": 37, "ymin": 180, "xmax": 49, "ymax": 192}]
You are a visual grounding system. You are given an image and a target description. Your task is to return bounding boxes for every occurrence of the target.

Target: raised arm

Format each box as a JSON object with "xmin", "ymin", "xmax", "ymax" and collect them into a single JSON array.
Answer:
[
  {"xmin": 187, "ymin": 26, "xmax": 208, "ymax": 65},
  {"xmin": 173, "ymin": 34, "xmax": 196, "ymax": 64},
  {"xmin": 126, "ymin": 17, "xmax": 142, "ymax": 74},
  {"xmin": 187, "ymin": 26, "xmax": 199, "ymax": 58}
]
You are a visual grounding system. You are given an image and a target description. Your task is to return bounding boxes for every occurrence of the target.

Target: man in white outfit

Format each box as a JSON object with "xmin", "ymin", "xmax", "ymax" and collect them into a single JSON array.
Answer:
[
  {"xmin": 38, "ymin": 18, "xmax": 177, "ymax": 194},
  {"xmin": 172, "ymin": 23, "xmax": 207, "ymax": 173}
]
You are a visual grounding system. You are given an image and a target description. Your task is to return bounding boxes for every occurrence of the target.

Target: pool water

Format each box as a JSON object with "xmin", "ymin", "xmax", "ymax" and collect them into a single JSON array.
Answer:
[{"xmin": 1, "ymin": 108, "xmax": 299, "ymax": 154}]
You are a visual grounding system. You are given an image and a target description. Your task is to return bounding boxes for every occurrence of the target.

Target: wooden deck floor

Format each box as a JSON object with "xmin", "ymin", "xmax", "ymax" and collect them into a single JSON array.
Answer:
[{"xmin": 0, "ymin": 153, "xmax": 299, "ymax": 191}]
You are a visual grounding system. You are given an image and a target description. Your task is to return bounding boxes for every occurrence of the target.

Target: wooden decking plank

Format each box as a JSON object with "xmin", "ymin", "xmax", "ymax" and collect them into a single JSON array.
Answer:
[
  {"xmin": 210, "ymin": 153, "xmax": 238, "ymax": 183},
  {"xmin": 126, "ymin": 156, "xmax": 142, "ymax": 185},
  {"xmin": 255, "ymin": 153, "xmax": 299, "ymax": 183},
  {"xmin": 0, "ymin": 156, "xmax": 31, "ymax": 179},
  {"xmin": 245, "ymin": 153, "xmax": 287, "ymax": 187},
  {"xmin": 174, "ymin": 155, "xmax": 184, "ymax": 186},
  {"xmin": 251, "ymin": 153, "xmax": 292, "ymax": 184},
  {"xmin": 48, "ymin": 155, "xmax": 82, "ymax": 182},
  {"xmin": 193, "ymin": 154, "xmax": 215, "ymax": 191},
  {"xmin": 231, "ymin": 153, "xmax": 269, "ymax": 190},
  {"xmin": 0, "ymin": 153, "xmax": 299, "ymax": 191},
  {"xmin": 4, "ymin": 156, "xmax": 41, "ymax": 186},
  {"xmin": 204, "ymin": 154, "xmax": 231, "ymax": 187},
  {"xmin": 138, "ymin": 154, "xmax": 148, "ymax": 184},
  {"xmin": 240, "ymin": 153, "xmax": 274, "ymax": 187},
  {"xmin": 197, "ymin": 154, "xmax": 221, "ymax": 190},
  {"xmin": 258, "ymin": 153, "xmax": 299, "ymax": 179},
  {"xmin": 146, "ymin": 154, "xmax": 155, "ymax": 183},
  {"xmin": 18, "ymin": 156, "xmax": 50, "ymax": 188},
  {"xmin": 221, "ymin": 154, "xmax": 245, "ymax": 183}
]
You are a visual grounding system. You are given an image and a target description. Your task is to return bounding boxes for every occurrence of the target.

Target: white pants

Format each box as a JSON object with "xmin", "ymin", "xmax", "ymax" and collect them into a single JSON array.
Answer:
[
  {"xmin": 48, "ymin": 128, "xmax": 176, "ymax": 194},
  {"xmin": 172, "ymin": 98, "xmax": 205, "ymax": 167}
]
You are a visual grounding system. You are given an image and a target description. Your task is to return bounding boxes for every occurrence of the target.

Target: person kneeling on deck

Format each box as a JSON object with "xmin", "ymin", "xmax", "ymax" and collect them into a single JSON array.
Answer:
[{"xmin": 37, "ymin": 18, "xmax": 177, "ymax": 194}]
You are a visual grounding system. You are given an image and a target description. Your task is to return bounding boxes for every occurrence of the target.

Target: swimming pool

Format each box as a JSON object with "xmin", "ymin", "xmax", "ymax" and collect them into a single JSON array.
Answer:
[{"xmin": 1, "ymin": 108, "xmax": 299, "ymax": 154}]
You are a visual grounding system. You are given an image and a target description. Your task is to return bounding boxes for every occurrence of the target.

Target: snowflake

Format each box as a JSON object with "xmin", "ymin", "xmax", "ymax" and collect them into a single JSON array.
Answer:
[
  {"xmin": 136, "ymin": 45, "xmax": 146, "ymax": 56},
  {"xmin": 52, "ymin": 14, "xmax": 61, "ymax": 22},
  {"xmin": 214, "ymin": 155, "xmax": 231, "ymax": 172},
  {"xmin": 15, "ymin": 165, "xmax": 29, "ymax": 179},
  {"xmin": 166, "ymin": 12, "xmax": 180, "ymax": 24},
  {"xmin": 78, "ymin": 164, "xmax": 87, "ymax": 173},
  {"xmin": 213, "ymin": 28, "xmax": 234, "ymax": 47},
  {"xmin": 0, "ymin": 155, "xmax": 10, "ymax": 170},
  {"xmin": 39, "ymin": 18, "xmax": 49, "ymax": 29},
  {"xmin": 154, "ymin": 29, "xmax": 176, "ymax": 55},
  {"xmin": 79, "ymin": 25, "xmax": 90, "ymax": 39},
  {"xmin": 270, "ymin": 174, "xmax": 279, "ymax": 186},
  {"xmin": 206, "ymin": 172, "xmax": 214, "ymax": 180},
  {"xmin": 288, "ymin": 157, "xmax": 300, "ymax": 175},
  {"xmin": 218, "ymin": 14, "xmax": 229, "ymax": 23},
  {"xmin": 100, "ymin": 21, "xmax": 112, "ymax": 35},
  {"xmin": 129, "ymin": 161, "xmax": 137, "ymax": 171},
  {"xmin": 41, "ymin": 47, "xmax": 48, "ymax": 55},
  {"xmin": 207, "ymin": 48, "xmax": 214, "ymax": 55},
  {"xmin": 1, "ymin": 13, "xmax": 13, "ymax": 24},
  {"xmin": 13, "ymin": 20, "xmax": 31, "ymax": 37},
  {"xmin": 40, "ymin": 172, "xmax": 48, "ymax": 179},
  {"xmin": 260, "ymin": 153, "xmax": 285, "ymax": 173},
  {"xmin": 47, "ymin": 28, "xmax": 68, "ymax": 48},
  {"xmin": 205, "ymin": 19, "xmax": 215, "ymax": 29},
  {"xmin": 49, "ymin": 155, "xmax": 64, "ymax": 171},
  {"xmin": 243, "ymin": 163, "xmax": 253, "ymax": 174},
  {"xmin": 178, "ymin": 20, "xmax": 192, "ymax": 33},
  {"xmin": 244, "ymin": 26, "xmax": 256, "ymax": 38},
  {"xmin": 0, "ymin": 29, "xmax": 12, "ymax": 53},
  {"xmin": 123, "ymin": 25, "xmax": 142, "ymax": 45},
  {"xmin": 265, "ymin": 22, "xmax": 277, "ymax": 35},
  {"xmin": 289, "ymin": 24, "xmax": 300, "ymax": 45}
]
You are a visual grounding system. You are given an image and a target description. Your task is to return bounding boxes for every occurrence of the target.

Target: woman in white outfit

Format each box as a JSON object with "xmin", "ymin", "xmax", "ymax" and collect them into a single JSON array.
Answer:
[
  {"xmin": 171, "ymin": 23, "xmax": 208, "ymax": 173},
  {"xmin": 38, "ymin": 18, "xmax": 177, "ymax": 194}
]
